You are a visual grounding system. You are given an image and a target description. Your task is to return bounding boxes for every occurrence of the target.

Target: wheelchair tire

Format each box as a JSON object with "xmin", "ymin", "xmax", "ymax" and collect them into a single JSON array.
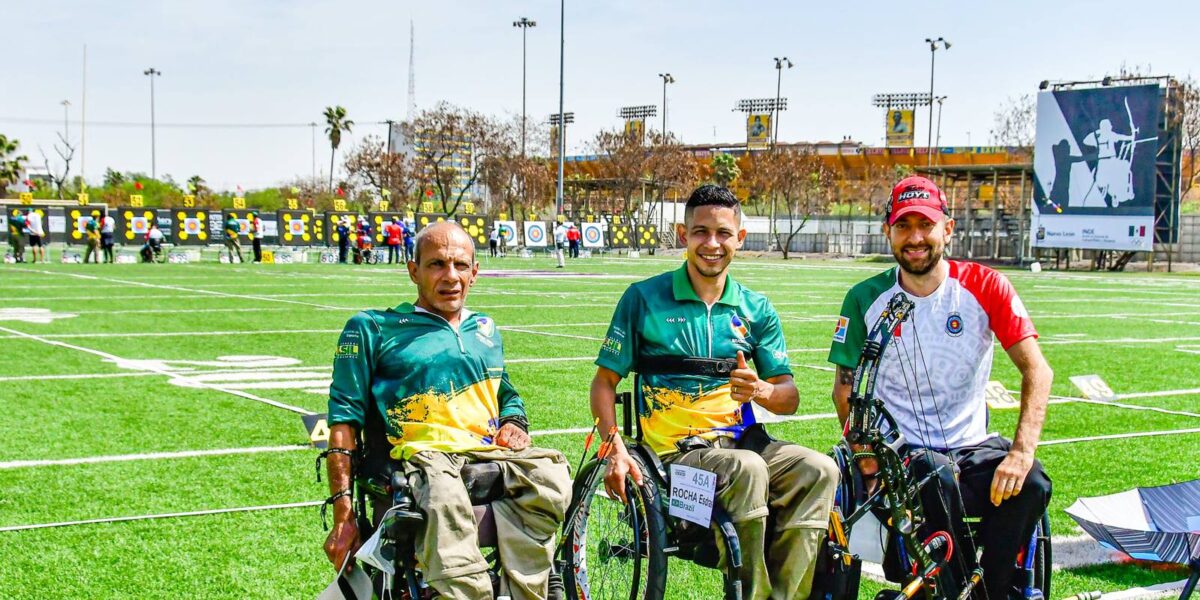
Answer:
[
  {"xmin": 1031, "ymin": 512, "xmax": 1051, "ymax": 600},
  {"xmin": 564, "ymin": 455, "xmax": 668, "ymax": 600}
]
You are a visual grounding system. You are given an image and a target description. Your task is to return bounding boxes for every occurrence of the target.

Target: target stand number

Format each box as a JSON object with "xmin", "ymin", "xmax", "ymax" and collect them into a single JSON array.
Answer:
[
  {"xmin": 984, "ymin": 381, "xmax": 1019, "ymax": 409},
  {"xmin": 1069, "ymin": 374, "xmax": 1116, "ymax": 402},
  {"xmin": 302, "ymin": 413, "xmax": 330, "ymax": 449}
]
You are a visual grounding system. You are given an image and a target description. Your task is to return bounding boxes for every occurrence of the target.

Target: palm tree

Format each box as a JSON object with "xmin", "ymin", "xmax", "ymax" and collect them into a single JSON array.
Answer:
[
  {"xmin": 323, "ymin": 106, "xmax": 354, "ymax": 191},
  {"xmin": 0, "ymin": 135, "xmax": 28, "ymax": 190}
]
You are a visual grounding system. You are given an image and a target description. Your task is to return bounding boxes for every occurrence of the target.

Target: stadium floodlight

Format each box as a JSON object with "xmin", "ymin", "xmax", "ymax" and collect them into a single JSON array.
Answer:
[
  {"xmin": 618, "ymin": 105, "xmax": 657, "ymax": 120},
  {"xmin": 733, "ymin": 98, "xmax": 787, "ymax": 113},
  {"xmin": 548, "ymin": 112, "xmax": 575, "ymax": 125},
  {"xmin": 924, "ymin": 37, "xmax": 950, "ymax": 165},
  {"xmin": 871, "ymin": 92, "xmax": 932, "ymax": 108}
]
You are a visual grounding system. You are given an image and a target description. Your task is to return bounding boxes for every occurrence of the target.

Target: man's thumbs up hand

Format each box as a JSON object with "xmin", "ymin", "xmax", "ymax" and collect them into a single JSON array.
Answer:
[{"xmin": 730, "ymin": 350, "xmax": 764, "ymax": 404}]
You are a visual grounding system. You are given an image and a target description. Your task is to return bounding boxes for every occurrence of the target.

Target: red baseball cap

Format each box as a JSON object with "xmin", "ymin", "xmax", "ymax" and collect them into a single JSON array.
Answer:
[{"xmin": 885, "ymin": 176, "xmax": 949, "ymax": 225}]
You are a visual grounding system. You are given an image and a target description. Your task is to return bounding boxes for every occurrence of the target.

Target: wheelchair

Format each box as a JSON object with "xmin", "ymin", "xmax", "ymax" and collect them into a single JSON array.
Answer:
[
  {"xmin": 829, "ymin": 441, "xmax": 1052, "ymax": 600},
  {"xmin": 562, "ymin": 385, "xmax": 791, "ymax": 600},
  {"xmin": 328, "ymin": 409, "xmax": 564, "ymax": 599}
]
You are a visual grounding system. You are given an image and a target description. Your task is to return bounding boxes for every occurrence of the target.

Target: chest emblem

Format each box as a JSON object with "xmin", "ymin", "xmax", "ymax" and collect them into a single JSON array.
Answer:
[
  {"xmin": 730, "ymin": 314, "xmax": 749, "ymax": 340},
  {"xmin": 833, "ymin": 316, "xmax": 849, "ymax": 343},
  {"xmin": 945, "ymin": 312, "xmax": 964, "ymax": 337},
  {"xmin": 476, "ymin": 317, "xmax": 495, "ymax": 338}
]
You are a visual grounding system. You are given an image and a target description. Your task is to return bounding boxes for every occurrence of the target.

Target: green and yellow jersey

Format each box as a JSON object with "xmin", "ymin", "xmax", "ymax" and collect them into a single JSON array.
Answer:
[
  {"xmin": 328, "ymin": 303, "xmax": 527, "ymax": 460},
  {"xmin": 224, "ymin": 216, "xmax": 240, "ymax": 239},
  {"xmin": 597, "ymin": 265, "xmax": 792, "ymax": 454}
]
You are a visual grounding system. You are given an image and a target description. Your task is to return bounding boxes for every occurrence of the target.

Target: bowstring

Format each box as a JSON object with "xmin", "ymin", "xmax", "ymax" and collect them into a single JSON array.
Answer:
[{"xmin": 902, "ymin": 310, "xmax": 989, "ymax": 600}]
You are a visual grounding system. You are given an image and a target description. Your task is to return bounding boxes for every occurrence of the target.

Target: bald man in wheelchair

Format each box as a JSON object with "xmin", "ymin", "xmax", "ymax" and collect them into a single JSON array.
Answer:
[{"xmin": 321, "ymin": 222, "xmax": 572, "ymax": 600}]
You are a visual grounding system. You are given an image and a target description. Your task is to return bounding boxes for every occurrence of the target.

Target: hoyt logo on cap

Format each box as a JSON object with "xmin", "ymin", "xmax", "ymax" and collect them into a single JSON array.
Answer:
[{"xmin": 885, "ymin": 176, "xmax": 949, "ymax": 225}]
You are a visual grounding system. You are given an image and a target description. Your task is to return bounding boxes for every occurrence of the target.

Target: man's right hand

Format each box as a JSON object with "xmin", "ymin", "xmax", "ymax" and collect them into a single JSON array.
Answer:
[
  {"xmin": 324, "ymin": 517, "xmax": 361, "ymax": 572},
  {"xmin": 603, "ymin": 449, "xmax": 644, "ymax": 504}
]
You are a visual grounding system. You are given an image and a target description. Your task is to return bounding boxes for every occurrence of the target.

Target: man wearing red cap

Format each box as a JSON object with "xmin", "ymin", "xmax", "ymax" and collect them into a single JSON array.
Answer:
[{"xmin": 828, "ymin": 176, "xmax": 1054, "ymax": 600}]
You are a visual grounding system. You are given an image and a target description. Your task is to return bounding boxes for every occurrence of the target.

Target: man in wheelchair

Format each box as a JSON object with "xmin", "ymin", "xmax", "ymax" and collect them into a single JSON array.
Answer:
[
  {"xmin": 140, "ymin": 224, "xmax": 165, "ymax": 263},
  {"xmin": 589, "ymin": 185, "xmax": 840, "ymax": 599},
  {"xmin": 829, "ymin": 176, "xmax": 1054, "ymax": 600},
  {"xmin": 322, "ymin": 222, "xmax": 572, "ymax": 599}
]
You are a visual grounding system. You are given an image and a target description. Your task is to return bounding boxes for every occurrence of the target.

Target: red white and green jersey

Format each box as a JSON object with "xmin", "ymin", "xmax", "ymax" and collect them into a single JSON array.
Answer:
[
  {"xmin": 827, "ymin": 261, "xmax": 1037, "ymax": 450},
  {"xmin": 597, "ymin": 265, "xmax": 793, "ymax": 455},
  {"xmin": 327, "ymin": 303, "xmax": 526, "ymax": 460}
]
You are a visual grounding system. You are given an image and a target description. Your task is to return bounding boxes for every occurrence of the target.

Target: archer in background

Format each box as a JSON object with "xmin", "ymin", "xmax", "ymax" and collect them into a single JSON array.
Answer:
[{"xmin": 829, "ymin": 176, "xmax": 1054, "ymax": 600}]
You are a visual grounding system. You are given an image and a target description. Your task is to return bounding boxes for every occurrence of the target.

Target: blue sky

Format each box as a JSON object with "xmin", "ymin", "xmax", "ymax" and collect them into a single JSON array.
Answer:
[{"xmin": 7, "ymin": 0, "xmax": 1196, "ymax": 190}]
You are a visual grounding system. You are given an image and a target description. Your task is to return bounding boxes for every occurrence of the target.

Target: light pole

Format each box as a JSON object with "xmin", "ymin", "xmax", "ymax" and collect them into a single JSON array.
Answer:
[
  {"xmin": 143, "ymin": 67, "xmax": 162, "ymax": 178},
  {"xmin": 934, "ymin": 95, "xmax": 948, "ymax": 161},
  {"xmin": 555, "ymin": 0, "xmax": 566, "ymax": 216},
  {"xmin": 924, "ymin": 37, "xmax": 950, "ymax": 165},
  {"xmin": 658, "ymin": 73, "xmax": 674, "ymax": 140},
  {"xmin": 513, "ymin": 17, "xmax": 536, "ymax": 159},
  {"xmin": 772, "ymin": 57, "xmax": 793, "ymax": 147}
]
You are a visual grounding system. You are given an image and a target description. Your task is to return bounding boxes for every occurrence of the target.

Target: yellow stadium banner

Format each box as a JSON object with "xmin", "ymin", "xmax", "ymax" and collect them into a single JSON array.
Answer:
[
  {"xmin": 183, "ymin": 195, "xmax": 196, "ymax": 208},
  {"xmin": 420, "ymin": 201, "xmax": 434, "ymax": 213},
  {"xmin": 378, "ymin": 200, "xmax": 389, "ymax": 212},
  {"xmin": 286, "ymin": 197, "xmax": 298, "ymax": 210},
  {"xmin": 233, "ymin": 196, "xmax": 246, "ymax": 209},
  {"xmin": 746, "ymin": 114, "xmax": 771, "ymax": 149},
  {"xmin": 18, "ymin": 192, "xmax": 33, "ymax": 205},
  {"xmin": 129, "ymin": 194, "xmax": 144, "ymax": 207},
  {"xmin": 77, "ymin": 193, "xmax": 89, "ymax": 206},
  {"xmin": 624, "ymin": 119, "xmax": 646, "ymax": 145},
  {"xmin": 333, "ymin": 199, "xmax": 347, "ymax": 212},
  {"xmin": 463, "ymin": 202, "xmax": 476, "ymax": 215},
  {"xmin": 885, "ymin": 109, "xmax": 915, "ymax": 147}
]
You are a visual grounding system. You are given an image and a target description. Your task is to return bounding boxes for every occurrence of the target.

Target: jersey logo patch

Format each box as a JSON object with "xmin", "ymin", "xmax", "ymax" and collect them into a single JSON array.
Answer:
[
  {"xmin": 946, "ymin": 312, "xmax": 964, "ymax": 337},
  {"xmin": 833, "ymin": 316, "xmax": 849, "ymax": 343},
  {"xmin": 477, "ymin": 316, "xmax": 495, "ymax": 338},
  {"xmin": 730, "ymin": 314, "xmax": 749, "ymax": 340}
]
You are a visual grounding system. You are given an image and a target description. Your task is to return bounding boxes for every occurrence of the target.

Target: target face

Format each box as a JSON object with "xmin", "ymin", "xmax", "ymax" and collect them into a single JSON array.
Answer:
[
  {"xmin": 131, "ymin": 217, "xmax": 150, "ymax": 235},
  {"xmin": 528, "ymin": 225, "xmax": 544, "ymax": 243},
  {"xmin": 289, "ymin": 220, "xmax": 304, "ymax": 235},
  {"xmin": 184, "ymin": 218, "xmax": 202, "ymax": 234},
  {"xmin": 584, "ymin": 225, "xmax": 601, "ymax": 244}
]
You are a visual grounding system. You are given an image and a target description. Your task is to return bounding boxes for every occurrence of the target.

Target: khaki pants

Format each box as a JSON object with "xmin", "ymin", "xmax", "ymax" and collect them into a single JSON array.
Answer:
[
  {"xmin": 224, "ymin": 237, "xmax": 242, "ymax": 262},
  {"xmin": 85, "ymin": 239, "xmax": 100, "ymax": 263},
  {"xmin": 404, "ymin": 447, "xmax": 572, "ymax": 600},
  {"xmin": 663, "ymin": 438, "xmax": 839, "ymax": 600}
]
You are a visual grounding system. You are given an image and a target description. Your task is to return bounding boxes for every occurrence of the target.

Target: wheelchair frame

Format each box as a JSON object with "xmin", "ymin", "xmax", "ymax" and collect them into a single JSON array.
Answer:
[
  {"xmin": 834, "ymin": 292, "xmax": 1052, "ymax": 600},
  {"xmin": 561, "ymin": 381, "xmax": 749, "ymax": 600}
]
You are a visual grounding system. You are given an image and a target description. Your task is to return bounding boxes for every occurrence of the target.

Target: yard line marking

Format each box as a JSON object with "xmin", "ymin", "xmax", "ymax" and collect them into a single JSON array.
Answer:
[
  {"xmin": 1041, "ymin": 336, "xmax": 1200, "ymax": 345},
  {"xmin": 507, "ymin": 356, "xmax": 594, "ymax": 364},
  {"xmin": 531, "ymin": 412, "xmax": 837, "ymax": 437},
  {"xmin": 0, "ymin": 328, "xmax": 342, "ymax": 340},
  {"xmin": 0, "ymin": 325, "xmax": 314, "ymax": 416},
  {"xmin": 1118, "ymin": 388, "xmax": 1200, "ymax": 399},
  {"xmin": 0, "ymin": 371, "xmax": 162, "ymax": 382},
  {"xmin": 10, "ymin": 267, "xmax": 344, "ymax": 310},
  {"xmin": 1041, "ymin": 427, "xmax": 1200, "ymax": 446},
  {"xmin": 1069, "ymin": 396, "xmax": 1200, "ymax": 419},
  {"xmin": 500, "ymin": 327, "xmax": 604, "ymax": 342},
  {"xmin": 0, "ymin": 501, "xmax": 323, "ymax": 533},
  {"xmin": 0, "ymin": 445, "xmax": 309, "ymax": 470}
]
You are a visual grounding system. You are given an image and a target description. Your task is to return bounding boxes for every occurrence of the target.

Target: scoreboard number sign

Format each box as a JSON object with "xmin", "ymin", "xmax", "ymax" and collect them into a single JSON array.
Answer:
[
  {"xmin": 302, "ymin": 413, "xmax": 330, "ymax": 449},
  {"xmin": 1069, "ymin": 374, "xmax": 1116, "ymax": 401}
]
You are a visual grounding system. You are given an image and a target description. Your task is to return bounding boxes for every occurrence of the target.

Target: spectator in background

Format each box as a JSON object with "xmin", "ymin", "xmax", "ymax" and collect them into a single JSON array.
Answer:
[
  {"xmin": 100, "ymin": 209, "xmax": 116, "ymax": 263},
  {"xmin": 84, "ymin": 211, "xmax": 102, "ymax": 263},
  {"xmin": 25, "ymin": 208, "xmax": 46, "ymax": 264},
  {"xmin": 489, "ymin": 223, "xmax": 500, "ymax": 258},
  {"xmin": 567, "ymin": 224, "xmax": 581, "ymax": 258},
  {"xmin": 223, "ymin": 213, "xmax": 244, "ymax": 264},
  {"xmin": 249, "ymin": 210, "xmax": 263, "ymax": 263},
  {"xmin": 8, "ymin": 210, "xmax": 27, "ymax": 263},
  {"xmin": 141, "ymin": 223, "xmax": 165, "ymax": 263},
  {"xmin": 336, "ymin": 217, "xmax": 351, "ymax": 264},
  {"xmin": 385, "ymin": 217, "xmax": 403, "ymax": 264},
  {"xmin": 402, "ymin": 219, "xmax": 415, "ymax": 263},
  {"xmin": 498, "ymin": 223, "xmax": 509, "ymax": 257},
  {"xmin": 553, "ymin": 221, "xmax": 569, "ymax": 268}
]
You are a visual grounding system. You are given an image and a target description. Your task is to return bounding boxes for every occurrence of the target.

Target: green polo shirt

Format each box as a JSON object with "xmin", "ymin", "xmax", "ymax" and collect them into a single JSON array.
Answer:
[
  {"xmin": 328, "ymin": 303, "xmax": 527, "ymax": 460},
  {"xmin": 224, "ymin": 216, "xmax": 240, "ymax": 238},
  {"xmin": 9, "ymin": 214, "xmax": 25, "ymax": 236},
  {"xmin": 596, "ymin": 264, "xmax": 792, "ymax": 454}
]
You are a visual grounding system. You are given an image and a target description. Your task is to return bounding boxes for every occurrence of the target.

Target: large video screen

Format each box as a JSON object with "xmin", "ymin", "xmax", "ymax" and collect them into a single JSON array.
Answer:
[{"xmin": 1031, "ymin": 84, "xmax": 1159, "ymax": 251}]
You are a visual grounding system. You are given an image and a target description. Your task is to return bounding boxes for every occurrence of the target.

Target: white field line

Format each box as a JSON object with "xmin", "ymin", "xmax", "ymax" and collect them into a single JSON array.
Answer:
[
  {"xmin": 500, "ymin": 327, "xmax": 604, "ymax": 342},
  {"xmin": 1041, "ymin": 427, "xmax": 1200, "ymax": 446},
  {"xmin": 0, "ymin": 445, "xmax": 309, "ymax": 469},
  {"xmin": 0, "ymin": 322, "xmax": 613, "ymax": 340},
  {"xmin": 0, "ymin": 364, "xmax": 333, "ymax": 383},
  {"xmin": 1112, "ymin": 315, "xmax": 1200, "ymax": 326},
  {"xmin": 10, "ymin": 267, "xmax": 344, "ymax": 310},
  {"xmin": 1030, "ymin": 284, "xmax": 1200, "ymax": 296},
  {"xmin": 1119, "ymin": 388, "xmax": 1200, "ymax": 399},
  {"xmin": 0, "ymin": 501, "xmax": 323, "ymax": 533},
  {"xmin": 0, "ymin": 371, "xmax": 162, "ymax": 382},
  {"xmin": 1041, "ymin": 336, "xmax": 1200, "ymax": 345},
  {"xmin": 506, "ymin": 356, "xmax": 594, "ymax": 364},
  {"xmin": 0, "ymin": 325, "xmax": 314, "ymax": 415},
  {"xmin": 1072, "ymin": 396, "xmax": 1200, "ymax": 419}
]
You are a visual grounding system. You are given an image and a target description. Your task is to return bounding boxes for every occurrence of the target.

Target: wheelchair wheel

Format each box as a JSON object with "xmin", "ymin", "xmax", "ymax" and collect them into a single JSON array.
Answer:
[
  {"xmin": 1027, "ymin": 512, "xmax": 1051, "ymax": 600},
  {"xmin": 564, "ymin": 455, "xmax": 668, "ymax": 600}
]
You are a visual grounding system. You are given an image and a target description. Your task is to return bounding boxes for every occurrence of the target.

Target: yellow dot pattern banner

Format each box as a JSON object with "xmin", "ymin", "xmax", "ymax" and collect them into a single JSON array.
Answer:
[
  {"xmin": 369, "ymin": 212, "xmax": 406, "ymax": 244},
  {"xmin": 636, "ymin": 224, "xmax": 660, "ymax": 248},
  {"xmin": 172, "ymin": 209, "xmax": 209, "ymax": 245},
  {"xmin": 69, "ymin": 208, "xmax": 103, "ymax": 243},
  {"xmin": 277, "ymin": 209, "xmax": 315, "ymax": 246},
  {"xmin": 609, "ymin": 222, "xmax": 633, "ymax": 248},
  {"xmin": 123, "ymin": 208, "xmax": 158, "ymax": 241},
  {"xmin": 324, "ymin": 211, "xmax": 358, "ymax": 245},
  {"xmin": 457, "ymin": 216, "xmax": 491, "ymax": 247}
]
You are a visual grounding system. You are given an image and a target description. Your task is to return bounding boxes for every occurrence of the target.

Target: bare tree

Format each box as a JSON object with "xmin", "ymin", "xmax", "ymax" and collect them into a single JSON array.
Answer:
[
  {"xmin": 40, "ymin": 131, "xmax": 77, "ymax": 199},
  {"xmin": 401, "ymin": 103, "xmax": 502, "ymax": 216},
  {"xmin": 1180, "ymin": 76, "xmax": 1199, "ymax": 202},
  {"xmin": 644, "ymin": 131, "xmax": 699, "ymax": 232},
  {"xmin": 344, "ymin": 135, "xmax": 413, "ymax": 207},
  {"xmin": 990, "ymin": 94, "xmax": 1037, "ymax": 158},
  {"xmin": 758, "ymin": 147, "xmax": 833, "ymax": 259},
  {"xmin": 590, "ymin": 128, "xmax": 648, "ymax": 219}
]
